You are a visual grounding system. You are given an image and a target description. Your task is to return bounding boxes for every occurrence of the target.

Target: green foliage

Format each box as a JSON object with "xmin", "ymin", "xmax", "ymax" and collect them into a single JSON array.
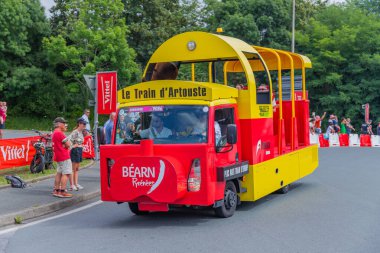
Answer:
[
  {"xmin": 204, "ymin": 0, "xmax": 291, "ymax": 49},
  {"xmin": 45, "ymin": 0, "xmax": 141, "ymax": 95},
  {"xmin": 123, "ymin": 0, "xmax": 204, "ymax": 66},
  {"xmin": 0, "ymin": 0, "xmax": 50, "ymax": 90},
  {"xmin": 14, "ymin": 216, "xmax": 23, "ymax": 224},
  {"xmin": 297, "ymin": 5, "xmax": 380, "ymax": 123}
]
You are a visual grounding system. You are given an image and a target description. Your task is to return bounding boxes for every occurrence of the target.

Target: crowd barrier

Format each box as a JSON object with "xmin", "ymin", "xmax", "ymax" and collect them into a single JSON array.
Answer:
[
  {"xmin": 0, "ymin": 135, "xmax": 95, "ymax": 170},
  {"xmin": 0, "ymin": 136, "xmax": 39, "ymax": 170},
  {"xmin": 310, "ymin": 133, "xmax": 380, "ymax": 148}
]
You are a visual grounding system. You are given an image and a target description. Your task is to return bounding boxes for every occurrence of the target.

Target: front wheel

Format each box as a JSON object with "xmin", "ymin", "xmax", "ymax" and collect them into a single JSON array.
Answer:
[
  {"xmin": 30, "ymin": 154, "xmax": 45, "ymax": 174},
  {"xmin": 215, "ymin": 181, "xmax": 237, "ymax": 218},
  {"xmin": 128, "ymin": 203, "xmax": 149, "ymax": 215}
]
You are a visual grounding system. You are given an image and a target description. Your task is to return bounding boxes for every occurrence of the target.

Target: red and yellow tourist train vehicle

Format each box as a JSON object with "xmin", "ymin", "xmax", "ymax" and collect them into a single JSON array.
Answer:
[{"xmin": 99, "ymin": 31, "xmax": 318, "ymax": 217}]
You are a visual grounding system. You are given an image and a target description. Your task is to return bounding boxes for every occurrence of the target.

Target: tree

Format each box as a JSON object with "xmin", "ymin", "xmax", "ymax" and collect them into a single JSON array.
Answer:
[
  {"xmin": 0, "ymin": 0, "xmax": 49, "ymax": 89},
  {"xmin": 44, "ymin": 0, "xmax": 140, "ymax": 105},
  {"xmin": 296, "ymin": 5, "xmax": 380, "ymax": 125},
  {"xmin": 0, "ymin": 0, "xmax": 65, "ymax": 117},
  {"xmin": 123, "ymin": 0, "xmax": 204, "ymax": 66},
  {"xmin": 204, "ymin": 0, "xmax": 291, "ymax": 49}
]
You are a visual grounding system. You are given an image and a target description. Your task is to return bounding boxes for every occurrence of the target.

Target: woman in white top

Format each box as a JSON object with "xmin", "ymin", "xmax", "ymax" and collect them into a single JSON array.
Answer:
[{"xmin": 67, "ymin": 118, "xmax": 87, "ymax": 190}]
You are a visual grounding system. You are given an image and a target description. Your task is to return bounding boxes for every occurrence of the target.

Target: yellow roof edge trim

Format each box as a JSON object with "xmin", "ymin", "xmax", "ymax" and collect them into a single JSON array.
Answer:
[{"xmin": 143, "ymin": 31, "xmax": 258, "ymax": 77}]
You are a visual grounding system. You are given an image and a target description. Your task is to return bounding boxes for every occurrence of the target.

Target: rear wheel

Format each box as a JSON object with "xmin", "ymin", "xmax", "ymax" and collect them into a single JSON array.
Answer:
[
  {"xmin": 277, "ymin": 184, "xmax": 289, "ymax": 194},
  {"xmin": 215, "ymin": 181, "xmax": 237, "ymax": 218},
  {"xmin": 128, "ymin": 203, "xmax": 149, "ymax": 215},
  {"xmin": 30, "ymin": 154, "xmax": 45, "ymax": 174}
]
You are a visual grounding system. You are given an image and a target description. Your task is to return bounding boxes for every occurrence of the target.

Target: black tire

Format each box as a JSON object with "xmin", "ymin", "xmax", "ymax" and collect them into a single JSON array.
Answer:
[
  {"xmin": 215, "ymin": 181, "xmax": 237, "ymax": 218},
  {"xmin": 30, "ymin": 154, "xmax": 45, "ymax": 174},
  {"xmin": 128, "ymin": 203, "xmax": 149, "ymax": 215},
  {"xmin": 277, "ymin": 184, "xmax": 289, "ymax": 194}
]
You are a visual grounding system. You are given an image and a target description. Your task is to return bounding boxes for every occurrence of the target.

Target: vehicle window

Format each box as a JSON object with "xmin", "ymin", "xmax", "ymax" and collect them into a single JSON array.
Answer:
[
  {"xmin": 251, "ymin": 59, "xmax": 271, "ymax": 104},
  {"xmin": 115, "ymin": 105, "xmax": 209, "ymax": 144},
  {"xmin": 214, "ymin": 108, "xmax": 235, "ymax": 147}
]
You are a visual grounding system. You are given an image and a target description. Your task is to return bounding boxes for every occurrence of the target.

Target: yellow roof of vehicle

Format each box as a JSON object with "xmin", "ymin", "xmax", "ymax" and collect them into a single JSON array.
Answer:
[{"xmin": 147, "ymin": 31, "xmax": 257, "ymax": 63}]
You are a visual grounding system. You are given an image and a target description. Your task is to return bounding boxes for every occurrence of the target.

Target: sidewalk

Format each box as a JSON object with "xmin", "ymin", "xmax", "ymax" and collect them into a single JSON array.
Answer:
[{"xmin": 0, "ymin": 161, "xmax": 100, "ymax": 228}]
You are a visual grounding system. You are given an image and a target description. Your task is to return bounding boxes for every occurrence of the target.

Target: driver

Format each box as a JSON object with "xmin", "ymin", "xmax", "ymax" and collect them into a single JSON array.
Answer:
[{"xmin": 140, "ymin": 113, "xmax": 172, "ymax": 139}]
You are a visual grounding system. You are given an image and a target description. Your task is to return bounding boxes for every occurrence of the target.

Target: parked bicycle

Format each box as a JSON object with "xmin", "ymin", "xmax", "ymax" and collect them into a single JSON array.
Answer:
[{"xmin": 30, "ymin": 130, "xmax": 54, "ymax": 174}]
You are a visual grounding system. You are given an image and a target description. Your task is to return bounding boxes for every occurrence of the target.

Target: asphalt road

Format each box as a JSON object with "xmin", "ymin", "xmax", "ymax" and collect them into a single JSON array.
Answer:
[
  {"xmin": 1, "ymin": 148, "xmax": 380, "ymax": 253},
  {"xmin": 1, "ymin": 130, "xmax": 39, "ymax": 139}
]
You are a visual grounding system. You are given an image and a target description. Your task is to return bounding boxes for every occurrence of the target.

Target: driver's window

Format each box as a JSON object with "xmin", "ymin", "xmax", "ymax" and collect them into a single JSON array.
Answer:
[{"xmin": 214, "ymin": 108, "xmax": 235, "ymax": 147}]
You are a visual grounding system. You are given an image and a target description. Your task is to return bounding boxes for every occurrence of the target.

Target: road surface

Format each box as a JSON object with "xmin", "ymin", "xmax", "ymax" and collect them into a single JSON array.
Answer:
[{"xmin": 1, "ymin": 148, "xmax": 380, "ymax": 253}]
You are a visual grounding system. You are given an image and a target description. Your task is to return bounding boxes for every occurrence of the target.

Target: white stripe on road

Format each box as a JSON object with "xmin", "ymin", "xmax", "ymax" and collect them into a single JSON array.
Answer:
[{"xmin": 0, "ymin": 200, "xmax": 102, "ymax": 236}]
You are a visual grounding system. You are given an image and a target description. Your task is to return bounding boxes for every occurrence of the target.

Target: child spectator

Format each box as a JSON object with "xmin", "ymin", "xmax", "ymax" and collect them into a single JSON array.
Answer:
[
  {"xmin": 330, "ymin": 114, "xmax": 340, "ymax": 133},
  {"xmin": 0, "ymin": 102, "xmax": 7, "ymax": 139},
  {"xmin": 324, "ymin": 120, "xmax": 335, "ymax": 140},
  {"xmin": 313, "ymin": 111, "xmax": 326, "ymax": 134}
]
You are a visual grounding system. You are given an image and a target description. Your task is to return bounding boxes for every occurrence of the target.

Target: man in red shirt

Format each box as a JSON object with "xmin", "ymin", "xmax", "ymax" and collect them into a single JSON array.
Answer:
[{"xmin": 52, "ymin": 117, "xmax": 73, "ymax": 198}]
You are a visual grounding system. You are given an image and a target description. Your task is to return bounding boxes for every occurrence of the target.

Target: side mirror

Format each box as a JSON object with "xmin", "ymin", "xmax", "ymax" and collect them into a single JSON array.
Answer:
[
  {"xmin": 226, "ymin": 124, "xmax": 237, "ymax": 144},
  {"xmin": 97, "ymin": 126, "xmax": 106, "ymax": 145}
]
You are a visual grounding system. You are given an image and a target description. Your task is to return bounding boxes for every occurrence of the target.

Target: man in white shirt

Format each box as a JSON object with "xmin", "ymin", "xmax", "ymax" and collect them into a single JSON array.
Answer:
[
  {"xmin": 81, "ymin": 109, "xmax": 91, "ymax": 132},
  {"xmin": 140, "ymin": 114, "xmax": 172, "ymax": 139}
]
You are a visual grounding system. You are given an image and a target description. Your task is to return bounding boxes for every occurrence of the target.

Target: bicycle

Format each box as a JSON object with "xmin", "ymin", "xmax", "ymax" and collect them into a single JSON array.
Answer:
[{"xmin": 30, "ymin": 130, "xmax": 55, "ymax": 174}]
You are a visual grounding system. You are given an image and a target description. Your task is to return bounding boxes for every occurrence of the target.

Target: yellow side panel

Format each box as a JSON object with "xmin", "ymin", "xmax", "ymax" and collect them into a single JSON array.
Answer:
[
  {"xmin": 299, "ymin": 144, "xmax": 319, "ymax": 179},
  {"xmin": 240, "ymin": 145, "xmax": 318, "ymax": 202}
]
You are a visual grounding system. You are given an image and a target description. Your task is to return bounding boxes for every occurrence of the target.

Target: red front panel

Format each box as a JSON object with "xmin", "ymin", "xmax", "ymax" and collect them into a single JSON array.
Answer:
[{"xmin": 100, "ymin": 144, "xmax": 223, "ymax": 206}]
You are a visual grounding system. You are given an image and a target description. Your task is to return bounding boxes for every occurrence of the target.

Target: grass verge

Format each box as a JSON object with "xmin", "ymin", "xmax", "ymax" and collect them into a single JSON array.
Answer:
[{"xmin": 0, "ymin": 159, "xmax": 93, "ymax": 186}]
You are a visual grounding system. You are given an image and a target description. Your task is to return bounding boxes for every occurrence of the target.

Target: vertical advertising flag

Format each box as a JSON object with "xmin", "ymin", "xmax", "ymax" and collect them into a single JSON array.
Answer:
[
  {"xmin": 97, "ymin": 71, "xmax": 117, "ymax": 114},
  {"xmin": 365, "ymin": 103, "xmax": 370, "ymax": 122}
]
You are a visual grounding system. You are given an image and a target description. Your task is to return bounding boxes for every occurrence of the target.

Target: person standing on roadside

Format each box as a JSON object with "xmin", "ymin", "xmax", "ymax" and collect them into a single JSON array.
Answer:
[
  {"xmin": 66, "ymin": 118, "xmax": 87, "ymax": 191},
  {"xmin": 81, "ymin": 109, "xmax": 91, "ymax": 132},
  {"xmin": 0, "ymin": 101, "xmax": 7, "ymax": 139},
  {"xmin": 340, "ymin": 118, "xmax": 347, "ymax": 134},
  {"xmin": 52, "ymin": 117, "xmax": 73, "ymax": 198},
  {"xmin": 313, "ymin": 111, "xmax": 326, "ymax": 134},
  {"xmin": 346, "ymin": 118, "xmax": 355, "ymax": 134},
  {"xmin": 104, "ymin": 112, "xmax": 116, "ymax": 144}
]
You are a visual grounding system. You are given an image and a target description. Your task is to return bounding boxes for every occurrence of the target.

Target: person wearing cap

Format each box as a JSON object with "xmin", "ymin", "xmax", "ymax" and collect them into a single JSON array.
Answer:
[
  {"xmin": 65, "ymin": 118, "xmax": 87, "ymax": 190},
  {"xmin": 52, "ymin": 117, "xmax": 73, "ymax": 198}
]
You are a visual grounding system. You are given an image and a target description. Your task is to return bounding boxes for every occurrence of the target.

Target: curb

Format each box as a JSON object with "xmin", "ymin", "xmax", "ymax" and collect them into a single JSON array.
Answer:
[
  {"xmin": 0, "ymin": 160, "xmax": 96, "ymax": 190},
  {"xmin": 0, "ymin": 190, "xmax": 100, "ymax": 228}
]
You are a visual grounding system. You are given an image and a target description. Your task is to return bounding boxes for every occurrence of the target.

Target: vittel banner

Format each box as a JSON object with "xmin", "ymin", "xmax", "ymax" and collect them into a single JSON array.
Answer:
[
  {"xmin": 82, "ymin": 135, "xmax": 95, "ymax": 159},
  {"xmin": 0, "ymin": 136, "xmax": 39, "ymax": 170},
  {"xmin": 97, "ymin": 71, "xmax": 117, "ymax": 114}
]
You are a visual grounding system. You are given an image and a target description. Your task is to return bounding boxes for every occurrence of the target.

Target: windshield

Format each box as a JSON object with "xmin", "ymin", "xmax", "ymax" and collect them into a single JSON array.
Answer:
[{"xmin": 115, "ymin": 105, "xmax": 209, "ymax": 144}]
